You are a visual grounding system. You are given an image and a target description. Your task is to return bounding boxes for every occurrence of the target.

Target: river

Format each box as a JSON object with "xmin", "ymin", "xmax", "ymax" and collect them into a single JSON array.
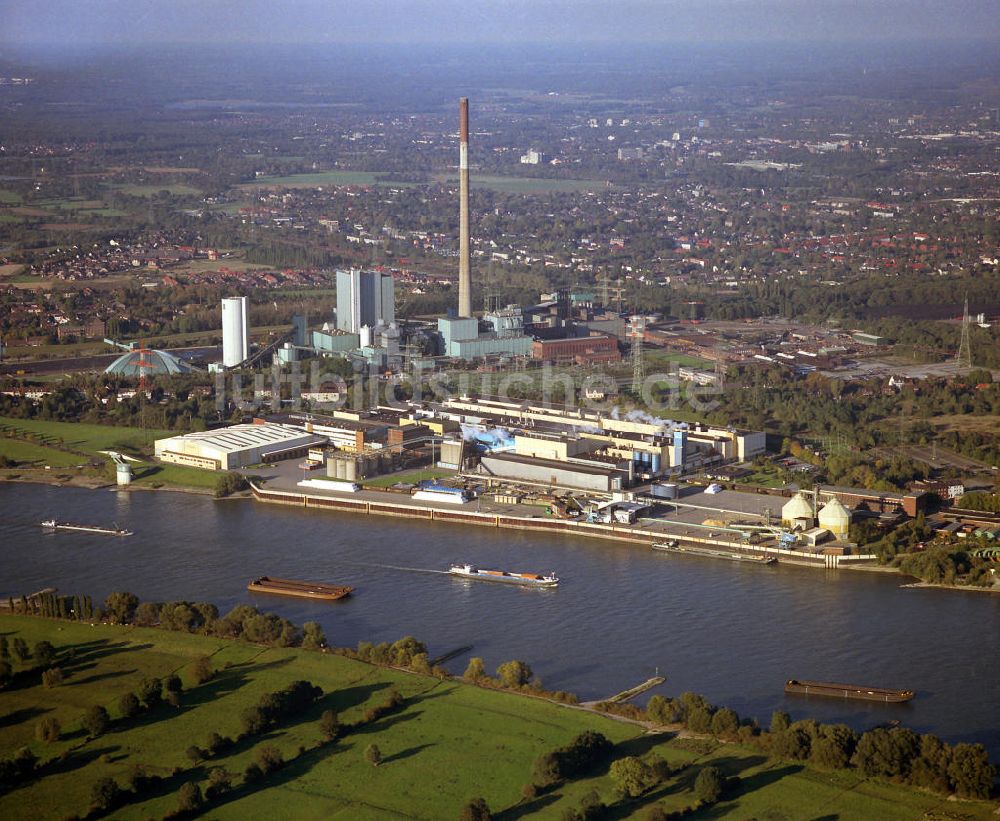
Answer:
[{"xmin": 2, "ymin": 483, "xmax": 998, "ymax": 759}]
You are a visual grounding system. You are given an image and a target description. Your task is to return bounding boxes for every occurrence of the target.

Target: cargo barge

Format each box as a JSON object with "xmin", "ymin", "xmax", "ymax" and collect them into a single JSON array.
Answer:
[
  {"xmin": 41, "ymin": 519, "xmax": 133, "ymax": 537},
  {"xmin": 784, "ymin": 679, "xmax": 914, "ymax": 703},
  {"xmin": 652, "ymin": 541, "xmax": 776, "ymax": 565},
  {"xmin": 247, "ymin": 576, "xmax": 353, "ymax": 601},
  {"xmin": 449, "ymin": 564, "xmax": 558, "ymax": 587}
]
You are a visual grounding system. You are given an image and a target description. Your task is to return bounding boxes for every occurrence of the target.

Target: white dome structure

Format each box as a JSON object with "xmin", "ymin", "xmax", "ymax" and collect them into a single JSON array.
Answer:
[
  {"xmin": 818, "ymin": 497, "xmax": 851, "ymax": 538},
  {"xmin": 781, "ymin": 492, "xmax": 815, "ymax": 528}
]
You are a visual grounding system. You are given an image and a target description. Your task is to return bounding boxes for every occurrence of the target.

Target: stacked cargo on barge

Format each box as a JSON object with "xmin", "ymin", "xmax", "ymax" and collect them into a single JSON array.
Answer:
[{"xmin": 449, "ymin": 564, "xmax": 558, "ymax": 587}]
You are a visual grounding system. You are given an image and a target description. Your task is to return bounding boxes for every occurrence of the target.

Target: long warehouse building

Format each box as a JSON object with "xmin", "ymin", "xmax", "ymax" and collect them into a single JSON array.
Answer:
[{"xmin": 154, "ymin": 423, "xmax": 327, "ymax": 471}]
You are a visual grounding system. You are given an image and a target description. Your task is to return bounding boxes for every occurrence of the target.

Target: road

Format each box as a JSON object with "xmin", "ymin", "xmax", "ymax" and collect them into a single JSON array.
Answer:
[
  {"xmin": 895, "ymin": 444, "xmax": 995, "ymax": 472},
  {"xmin": 1, "ymin": 345, "xmax": 221, "ymax": 375}
]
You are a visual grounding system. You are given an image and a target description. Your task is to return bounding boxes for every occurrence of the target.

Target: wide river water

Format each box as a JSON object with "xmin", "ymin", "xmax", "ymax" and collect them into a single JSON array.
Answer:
[{"xmin": 2, "ymin": 483, "xmax": 998, "ymax": 759}]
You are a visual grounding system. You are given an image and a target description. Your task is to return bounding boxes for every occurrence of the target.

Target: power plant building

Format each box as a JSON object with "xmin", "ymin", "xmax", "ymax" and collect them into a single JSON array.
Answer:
[
  {"xmin": 437, "ymin": 311, "xmax": 533, "ymax": 360},
  {"xmin": 221, "ymin": 296, "xmax": 249, "ymax": 367},
  {"xmin": 336, "ymin": 269, "xmax": 395, "ymax": 334}
]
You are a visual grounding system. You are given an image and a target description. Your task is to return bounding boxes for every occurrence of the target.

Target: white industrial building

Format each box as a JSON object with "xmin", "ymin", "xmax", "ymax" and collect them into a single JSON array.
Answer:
[
  {"xmin": 221, "ymin": 296, "xmax": 249, "ymax": 367},
  {"xmin": 154, "ymin": 423, "xmax": 326, "ymax": 471}
]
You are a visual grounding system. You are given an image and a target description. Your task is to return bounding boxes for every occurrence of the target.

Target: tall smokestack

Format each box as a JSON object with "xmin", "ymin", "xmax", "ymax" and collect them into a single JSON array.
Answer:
[{"xmin": 458, "ymin": 97, "xmax": 472, "ymax": 318}]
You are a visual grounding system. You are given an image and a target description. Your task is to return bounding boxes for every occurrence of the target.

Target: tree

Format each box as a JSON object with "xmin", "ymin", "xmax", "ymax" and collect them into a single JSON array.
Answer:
[
  {"xmin": 496, "ymin": 660, "xmax": 533, "ymax": 689},
  {"xmin": 364, "ymin": 743, "xmax": 382, "ymax": 767},
  {"xmin": 12, "ymin": 638, "xmax": 29, "ymax": 662},
  {"xmin": 459, "ymin": 796, "xmax": 493, "ymax": 821},
  {"xmin": 206, "ymin": 767, "xmax": 232, "ymax": 799},
  {"xmin": 104, "ymin": 591, "xmax": 139, "ymax": 624},
  {"xmin": 241, "ymin": 706, "xmax": 267, "ymax": 736},
  {"xmin": 769, "ymin": 710, "xmax": 791, "ymax": 734},
  {"xmin": 609, "ymin": 756, "xmax": 654, "ymax": 798},
  {"xmin": 136, "ymin": 676, "xmax": 163, "ymax": 709},
  {"xmin": 302, "ymin": 621, "xmax": 326, "ymax": 650},
  {"xmin": 694, "ymin": 765, "xmax": 724, "ymax": 804},
  {"xmin": 463, "ymin": 657, "xmax": 486, "ymax": 681},
  {"xmin": 35, "ymin": 716, "xmax": 61, "ymax": 743},
  {"xmin": 41, "ymin": 667, "xmax": 64, "ymax": 688},
  {"xmin": 810, "ymin": 724, "xmax": 858, "ymax": 771},
  {"xmin": 133, "ymin": 601, "xmax": 160, "ymax": 627},
  {"xmin": 118, "ymin": 692, "xmax": 141, "ymax": 719},
  {"xmin": 851, "ymin": 728, "xmax": 920, "ymax": 780},
  {"xmin": 319, "ymin": 709, "xmax": 340, "ymax": 740},
  {"xmin": 532, "ymin": 751, "xmax": 562, "ymax": 788},
  {"xmin": 90, "ymin": 776, "xmax": 122, "ymax": 812},
  {"xmin": 177, "ymin": 782, "xmax": 203, "ymax": 813},
  {"xmin": 82, "ymin": 705, "xmax": 110, "ymax": 737},
  {"xmin": 215, "ymin": 472, "xmax": 247, "ymax": 497},
  {"xmin": 710, "ymin": 707, "xmax": 740, "ymax": 740},
  {"xmin": 947, "ymin": 743, "xmax": 996, "ymax": 799},
  {"xmin": 33, "ymin": 641, "xmax": 56, "ymax": 667},
  {"xmin": 191, "ymin": 655, "xmax": 214, "ymax": 685},
  {"xmin": 646, "ymin": 695, "xmax": 683, "ymax": 725},
  {"xmin": 257, "ymin": 744, "xmax": 284, "ymax": 774}
]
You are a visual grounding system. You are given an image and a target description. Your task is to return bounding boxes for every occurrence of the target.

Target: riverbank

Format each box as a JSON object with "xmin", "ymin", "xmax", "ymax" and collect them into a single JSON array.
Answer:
[
  {"xmin": 0, "ymin": 470, "xmax": 217, "ymax": 495},
  {"xmin": 249, "ymin": 479, "xmax": 878, "ymax": 571},
  {"xmin": 2, "ymin": 614, "xmax": 995, "ymax": 820}
]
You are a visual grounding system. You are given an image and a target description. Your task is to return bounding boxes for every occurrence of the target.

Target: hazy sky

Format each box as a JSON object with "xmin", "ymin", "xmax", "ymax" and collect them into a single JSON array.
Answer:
[{"xmin": 1, "ymin": 0, "xmax": 998, "ymax": 45}]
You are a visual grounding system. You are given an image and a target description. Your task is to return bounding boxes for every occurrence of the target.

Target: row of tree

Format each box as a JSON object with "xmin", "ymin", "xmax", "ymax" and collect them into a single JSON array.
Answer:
[{"xmin": 605, "ymin": 691, "xmax": 1000, "ymax": 800}]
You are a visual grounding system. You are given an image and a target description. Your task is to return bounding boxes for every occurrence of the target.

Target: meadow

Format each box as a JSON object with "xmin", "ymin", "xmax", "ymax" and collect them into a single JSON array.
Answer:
[
  {"xmin": 244, "ymin": 170, "xmax": 609, "ymax": 194},
  {"xmin": 1, "ymin": 614, "xmax": 995, "ymax": 820},
  {"xmin": 0, "ymin": 418, "xmax": 219, "ymax": 490}
]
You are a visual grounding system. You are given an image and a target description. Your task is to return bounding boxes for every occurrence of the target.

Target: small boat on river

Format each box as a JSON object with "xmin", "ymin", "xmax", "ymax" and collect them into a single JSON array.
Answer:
[
  {"xmin": 247, "ymin": 576, "xmax": 353, "ymax": 601},
  {"xmin": 41, "ymin": 519, "xmax": 133, "ymax": 536},
  {"xmin": 449, "ymin": 564, "xmax": 558, "ymax": 587},
  {"xmin": 784, "ymin": 679, "xmax": 914, "ymax": 703}
]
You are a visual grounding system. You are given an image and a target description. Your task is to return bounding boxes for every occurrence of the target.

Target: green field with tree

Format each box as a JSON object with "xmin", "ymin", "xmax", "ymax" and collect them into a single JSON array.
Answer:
[
  {"xmin": 0, "ymin": 611, "xmax": 995, "ymax": 820},
  {"xmin": 0, "ymin": 418, "xmax": 220, "ymax": 490}
]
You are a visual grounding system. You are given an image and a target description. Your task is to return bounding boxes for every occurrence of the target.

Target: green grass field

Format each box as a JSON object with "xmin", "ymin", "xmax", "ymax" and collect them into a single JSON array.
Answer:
[
  {"xmin": 361, "ymin": 468, "xmax": 456, "ymax": 489},
  {"xmin": 244, "ymin": 170, "xmax": 609, "ymax": 194},
  {"xmin": 1, "ymin": 616, "xmax": 994, "ymax": 820},
  {"xmin": 243, "ymin": 171, "xmax": 404, "ymax": 188},
  {"xmin": 0, "ymin": 418, "xmax": 219, "ymax": 490},
  {"xmin": 645, "ymin": 350, "xmax": 716, "ymax": 370},
  {"xmin": 113, "ymin": 184, "xmax": 203, "ymax": 197},
  {"xmin": 0, "ymin": 189, "xmax": 22, "ymax": 204},
  {"xmin": 434, "ymin": 173, "xmax": 609, "ymax": 193}
]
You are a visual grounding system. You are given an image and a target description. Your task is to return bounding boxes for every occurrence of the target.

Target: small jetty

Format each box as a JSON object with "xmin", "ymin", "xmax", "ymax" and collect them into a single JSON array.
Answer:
[
  {"xmin": 784, "ymin": 679, "xmax": 914, "ymax": 703},
  {"xmin": 603, "ymin": 676, "xmax": 667, "ymax": 704},
  {"xmin": 41, "ymin": 520, "xmax": 133, "ymax": 537},
  {"xmin": 652, "ymin": 541, "xmax": 776, "ymax": 565},
  {"xmin": 429, "ymin": 644, "xmax": 474, "ymax": 667},
  {"xmin": 247, "ymin": 576, "xmax": 353, "ymax": 601}
]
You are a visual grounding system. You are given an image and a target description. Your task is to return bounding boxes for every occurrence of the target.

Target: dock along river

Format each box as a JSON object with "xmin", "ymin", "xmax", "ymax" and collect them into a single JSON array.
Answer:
[{"xmin": 2, "ymin": 482, "xmax": 999, "ymax": 759}]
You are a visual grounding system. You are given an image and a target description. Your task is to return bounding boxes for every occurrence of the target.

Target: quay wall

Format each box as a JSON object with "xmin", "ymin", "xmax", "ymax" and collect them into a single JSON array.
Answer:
[{"xmin": 248, "ymin": 482, "xmax": 877, "ymax": 569}]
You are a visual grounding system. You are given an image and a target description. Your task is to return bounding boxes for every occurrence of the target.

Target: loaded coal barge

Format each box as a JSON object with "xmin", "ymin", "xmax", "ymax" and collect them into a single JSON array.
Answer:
[
  {"xmin": 247, "ymin": 576, "xmax": 353, "ymax": 601},
  {"xmin": 784, "ymin": 679, "xmax": 914, "ymax": 703}
]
